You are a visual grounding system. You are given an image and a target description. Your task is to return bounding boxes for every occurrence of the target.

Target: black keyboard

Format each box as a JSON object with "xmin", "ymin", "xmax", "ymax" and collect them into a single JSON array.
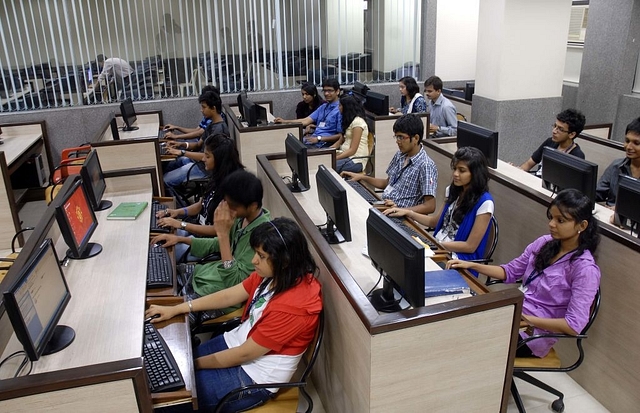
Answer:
[
  {"xmin": 388, "ymin": 217, "xmax": 437, "ymax": 250},
  {"xmin": 150, "ymin": 202, "xmax": 170, "ymax": 234},
  {"xmin": 143, "ymin": 322, "xmax": 185, "ymax": 393},
  {"xmin": 147, "ymin": 245, "xmax": 173, "ymax": 287},
  {"xmin": 346, "ymin": 180, "xmax": 379, "ymax": 204}
]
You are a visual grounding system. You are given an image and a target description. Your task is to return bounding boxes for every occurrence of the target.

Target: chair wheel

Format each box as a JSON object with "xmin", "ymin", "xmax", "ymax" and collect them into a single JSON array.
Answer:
[{"xmin": 551, "ymin": 398, "xmax": 564, "ymax": 412}]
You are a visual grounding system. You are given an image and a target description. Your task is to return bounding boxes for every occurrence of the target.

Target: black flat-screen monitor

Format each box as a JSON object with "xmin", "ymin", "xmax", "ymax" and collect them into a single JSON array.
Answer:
[
  {"xmin": 80, "ymin": 150, "xmax": 112, "ymax": 211},
  {"xmin": 54, "ymin": 177, "xmax": 102, "ymax": 260},
  {"xmin": 364, "ymin": 91, "xmax": 389, "ymax": 116},
  {"xmin": 3, "ymin": 238, "xmax": 75, "ymax": 361},
  {"xmin": 465, "ymin": 82, "xmax": 475, "ymax": 101},
  {"xmin": 237, "ymin": 90, "xmax": 248, "ymax": 120},
  {"xmin": 367, "ymin": 208, "xmax": 425, "ymax": 312},
  {"xmin": 110, "ymin": 117, "xmax": 120, "ymax": 140},
  {"xmin": 316, "ymin": 164, "xmax": 351, "ymax": 244},
  {"xmin": 241, "ymin": 96, "xmax": 267, "ymax": 127},
  {"xmin": 615, "ymin": 175, "xmax": 640, "ymax": 237},
  {"xmin": 541, "ymin": 147, "xmax": 598, "ymax": 208},
  {"xmin": 285, "ymin": 133, "xmax": 309, "ymax": 192},
  {"xmin": 119, "ymin": 98, "xmax": 138, "ymax": 131},
  {"xmin": 457, "ymin": 121, "xmax": 499, "ymax": 168}
]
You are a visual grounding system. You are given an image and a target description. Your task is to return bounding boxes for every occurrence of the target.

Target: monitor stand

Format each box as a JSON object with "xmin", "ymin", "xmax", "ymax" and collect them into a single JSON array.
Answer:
[
  {"xmin": 95, "ymin": 199, "xmax": 113, "ymax": 211},
  {"xmin": 67, "ymin": 243, "xmax": 103, "ymax": 260},
  {"xmin": 42, "ymin": 325, "xmax": 76, "ymax": 356},
  {"xmin": 320, "ymin": 224, "xmax": 345, "ymax": 244},
  {"xmin": 369, "ymin": 280, "xmax": 402, "ymax": 312}
]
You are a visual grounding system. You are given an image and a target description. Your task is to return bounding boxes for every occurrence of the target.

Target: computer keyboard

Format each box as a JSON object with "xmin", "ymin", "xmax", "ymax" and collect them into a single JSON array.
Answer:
[
  {"xmin": 346, "ymin": 179, "xmax": 379, "ymax": 204},
  {"xmin": 143, "ymin": 321, "xmax": 185, "ymax": 393},
  {"xmin": 147, "ymin": 245, "xmax": 173, "ymax": 287},
  {"xmin": 150, "ymin": 202, "xmax": 171, "ymax": 234},
  {"xmin": 388, "ymin": 217, "xmax": 437, "ymax": 250}
]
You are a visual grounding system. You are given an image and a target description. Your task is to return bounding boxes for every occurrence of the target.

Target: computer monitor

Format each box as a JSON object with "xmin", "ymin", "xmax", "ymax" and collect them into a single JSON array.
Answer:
[
  {"xmin": 110, "ymin": 117, "xmax": 120, "ymax": 140},
  {"xmin": 54, "ymin": 177, "xmax": 102, "ymax": 260},
  {"xmin": 285, "ymin": 133, "xmax": 310, "ymax": 192},
  {"xmin": 541, "ymin": 147, "xmax": 598, "ymax": 208},
  {"xmin": 465, "ymin": 82, "xmax": 475, "ymax": 101},
  {"xmin": 351, "ymin": 81, "xmax": 369, "ymax": 104},
  {"xmin": 315, "ymin": 164, "xmax": 351, "ymax": 244},
  {"xmin": 3, "ymin": 238, "xmax": 74, "ymax": 361},
  {"xmin": 367, "ymin": 208, "xmax": 425, "ymax": 312},
  {"xmin": 80, "ymin": 150, "xmax": 112, "ymax": 211},
  {"xmin": 615, "ymin": 175, "xmax": 640, "ymax": 237},
  {"xmin": 242, "ymin": 96, "xmax": 267, "ymax": 127},
  {"xmin": 237, "ymin": 90, "xmax": 248, "ymax": 120},
  {"xmin": 457, "ymin": 121, "xmax": 499, "ymax": 169},
  {"xmin": 119, "ymin": 98, "xmax": 138, "ymax": 131},
  {"xmin": 364, "ymin": 91, "xmax": 389, "ymax": 116}
]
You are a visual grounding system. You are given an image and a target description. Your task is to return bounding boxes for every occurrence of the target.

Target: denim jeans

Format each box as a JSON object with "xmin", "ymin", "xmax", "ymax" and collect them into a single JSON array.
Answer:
[
  {"xmin": 336, "ymin": 158, "xmax": 363, "ymax": 173},
  {"xmin": 163, "ymin": 157, "xmax": 207, "ymax": 198}
]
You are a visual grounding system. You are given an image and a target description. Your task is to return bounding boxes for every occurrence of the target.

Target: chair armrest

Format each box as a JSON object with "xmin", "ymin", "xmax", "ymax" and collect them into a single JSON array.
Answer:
[{"xmin": 518, "ymin": 332, "xmax": 587, "ymax": 347}]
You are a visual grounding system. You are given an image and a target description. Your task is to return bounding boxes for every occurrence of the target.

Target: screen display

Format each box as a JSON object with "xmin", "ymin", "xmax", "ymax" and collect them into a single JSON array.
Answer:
[{"xmin": 62, "ymin": 184, "xmax": 94, "ymax": 248}]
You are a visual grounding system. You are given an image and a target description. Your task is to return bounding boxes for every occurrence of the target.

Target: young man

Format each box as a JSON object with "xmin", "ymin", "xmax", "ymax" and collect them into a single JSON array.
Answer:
[
  {"xmin": 163, "ymin": 90, "xmax": 229, "ymax": 197},
  {"xmin": 163, "ymin": 85, "xmax": 222, "ymax": 141},
  {"xmin": 151, "ymin": 170, "xmax": 271, "ymax": 324},
  {"xmin": 274, "ymin": 78, "xmax": 342, "ymax": 148},
  {"xmin": 341, "ymin": 114, "xmax": 438, "ymax": 214},
  {"xmin": 424, "ymin": 76, "xmax": 458, "ymax": 137},
  {"xmin": 519, "ymin": 109, "xmax": 586, "ymax": 176}
]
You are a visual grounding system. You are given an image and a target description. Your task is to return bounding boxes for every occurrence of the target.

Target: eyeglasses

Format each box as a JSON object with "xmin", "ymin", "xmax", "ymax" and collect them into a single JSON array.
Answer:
[
  {"xmin": 552, "ymin": 124, "xmax": 569, "ymax": 134},
  {"xmin": 393, "ymin": 134, "xmax": 410, "ymax": 141},
  {"xmin": 322, "ymin": 89, "xmax": 336, "ymax": 94}
]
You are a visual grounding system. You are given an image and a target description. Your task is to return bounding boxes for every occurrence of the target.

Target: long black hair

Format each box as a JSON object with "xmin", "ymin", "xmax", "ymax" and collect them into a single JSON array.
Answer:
[
  {"xmin": 249, "ymin": 218, "xmax": 317, "ymax": 296},
  {"xmin": 204, "ymin": 134, "xmax": 245, "ymax": 218},
  {"xmin": 301, "ymin": 82, "xmax": 323, "ymax": 111},
  {"xmin": 534, "ymin": 188, "xmax": 600, "ymax": 272},
  {"xmin": 399, "ymin": 76, "xmax": 420, "ymax": 99},
  {"xmin": 447, "ymin": 146, "xmax": 490, "ymax": 224},
  {"xmin": 339, "ymin": 95, "xmax": 366, "ymax": 133}
]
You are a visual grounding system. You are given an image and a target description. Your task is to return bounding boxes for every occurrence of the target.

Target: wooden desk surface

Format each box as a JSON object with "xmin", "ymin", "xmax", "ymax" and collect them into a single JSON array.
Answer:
[
  {"xmin": 0, "ymin": 124, "xmax": 43, "ymax": 166},
  {"xmin": 118, "ymin": 113, "xmax": 161, "ymax": 140}
]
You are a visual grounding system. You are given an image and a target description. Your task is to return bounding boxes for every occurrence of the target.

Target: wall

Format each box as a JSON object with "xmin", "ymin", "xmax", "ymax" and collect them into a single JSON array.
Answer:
[
  {"xmin": 322, "ymin": 0, "xmax": 364, "ymax": 58},
  {"xmin": 434, "ymin": 0, "xmax": 479, "ymax": 82}
]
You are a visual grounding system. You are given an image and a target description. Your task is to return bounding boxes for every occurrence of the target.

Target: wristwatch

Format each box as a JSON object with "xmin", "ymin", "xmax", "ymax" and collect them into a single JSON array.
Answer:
[
  {"xmin": 181, "ymin": 149, "xmax": 186, "ymax": 156},
  {"xmin": 181, "ymin": 221, "xmax": 188, "ymax": 229},
  {"xmin": 223, "ymin": 259, "xmax": 235, "ymax": 269},
  {"xmin": 317, "ymin": 136, "xmax": 322, "ymax": 141}
]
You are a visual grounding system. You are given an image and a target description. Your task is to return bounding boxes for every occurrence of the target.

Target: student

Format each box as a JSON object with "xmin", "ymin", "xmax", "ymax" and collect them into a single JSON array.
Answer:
[
  {"xmin": 332, "ymin": 95, "xmax": 370, "ymax": 174},
  {"xmin": 424, "ymin": 76, "xmax": 458, "ymax": 137},
  {"xmin": 296, "ymin": 82, "xmax": 324, "ymax": 120},
  {"xmin": 151, "ymin": 170, "xmax": 271, "ymax": 324},
  {"xmin": 156, "ymin": 134, "xmax": 245, "ymax": 262},
  {"xmin": 385, "ymin": 146, "xmax": 493, "ymax": 262},
  {"xmin": 448, "ymin": 189, "xmax": 601, "ymax": 358},
  {"xmin": 274, "ymin": 78, "xmax": 342, "ymax": 148},
  {"xmin": 146, "ymin": 218, "xmax": 322, "ymax": 412},
  {"xmin": 389, "ymin": 76, "xmax": 427, "ymax": 115},
  {"xmin": 342, "ymin": 114, "xmax": 438, "ymax": 214},
  {"xmin": 596, "ymin": 117, "xmax": 640, "ymax": 206},
  {"xmin": 163, "ymin": 91, "xmax": 229, "ymax": 198},
  {"xmin": 519, "ymin": 109, "xmax": 586, "ymax": 175}
]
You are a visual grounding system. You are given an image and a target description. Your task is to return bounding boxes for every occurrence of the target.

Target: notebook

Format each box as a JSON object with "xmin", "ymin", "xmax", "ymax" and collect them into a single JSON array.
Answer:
[
  {"xmin": 424, "ymin": 269, "xmax": 470, "ymax": 297},
  {"xmin": 107, "ymin": 202, "xmax": 148, "ymax": 220}
]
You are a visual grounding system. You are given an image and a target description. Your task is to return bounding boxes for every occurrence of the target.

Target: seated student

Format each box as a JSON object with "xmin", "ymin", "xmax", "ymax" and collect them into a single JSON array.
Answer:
[
  {"xmin": 146, "ymin": 218, "xmax": 322, "ymax": 412},
  {"xmin": 596, "ymin": 117, "xmax": 640, "ymax": 207},
  {"xmin": 274, "ymin": 78, "xmax": 342, "ymax": 148},
  {"xmin": 519, "ymin": 109, "xmax": 586, "ymax": 176},
  {"xmin": 151, "ymin": 170, "xmax": 271, "ymax": 325},
  {"xmin": 448, "ymin": 188, "xmax": 601, "ymax": 358},
  {"xmin": 389, "ymin": 76, "xmax": 427, "ymax": 115},
  {"xmin": 424, "ymin": 76, "xmax": 458, "ymax": 137},
  {"xmin": 163, "ymin": 91, "xmax": 229, "ymax": 199},
  {"xmin": 296, "ymin": 82, "xmax": 324, "ymax": 120},
  {"xmin": 341, "ymin": 114, "xmax": 438, "ymax": 214},
  {"xmin": 385, "ymin": 146, "xmax": 493, "ymax": 262},
  {"xmin": 162, "ymin": 85, "xmax": 221, "ymax": 141},
  {"xmin": 332, "ymin": 95, "xmax": 370, "ymax": 174},
  {"xmin": 156, "ymin": 134, "xmax": 245, "ymax": 262}
]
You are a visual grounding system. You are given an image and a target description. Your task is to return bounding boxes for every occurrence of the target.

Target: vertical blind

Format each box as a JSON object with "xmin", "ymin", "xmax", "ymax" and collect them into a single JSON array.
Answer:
[{"xmin": 0, "ymin": 0, "xmax": 422, "ymax": 112}]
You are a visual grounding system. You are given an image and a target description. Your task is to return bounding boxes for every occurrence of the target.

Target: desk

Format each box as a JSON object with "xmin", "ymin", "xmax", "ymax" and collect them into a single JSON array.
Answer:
[
  {"xmin": 258, "ymin": 153, "xmax": 522, "ymax": 412},
  {"xmin": 0, "ymin": 121, "xmax": 53, "ymax": 250},
  {"xmin": 0, "ymin": 87, "xmax": 33, "ymax": 110},
  {"xmin": 96, "ymin": 111, "xmax": 163, "ymax": 142}
]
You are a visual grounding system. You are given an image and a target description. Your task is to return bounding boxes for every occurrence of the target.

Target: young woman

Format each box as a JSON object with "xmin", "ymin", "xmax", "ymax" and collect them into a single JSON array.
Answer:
[
  {"xmin": 146, "ymin": 218, "xmax": 322, "ymax": 412},
  {"xmin": 384, "ymin": 146, "xmax": 493, "ymax": 261},
  {"xmin": 295, "ymin": 82, "xmax": 324, "ymax": 120},
  {"xmin": 332, "ymin": 95, "xmax": 370, "ymax": 173},
  {"xmin": 156, "ymin": 133, "xmax": 244, "ymax": 262},
  {"xmin": 448, "ymin": 189, "xmax": 601, "ymax": 358},
  {"xmin": 389, "ymin": 76, "xmax": 427, "ymax": 115}
]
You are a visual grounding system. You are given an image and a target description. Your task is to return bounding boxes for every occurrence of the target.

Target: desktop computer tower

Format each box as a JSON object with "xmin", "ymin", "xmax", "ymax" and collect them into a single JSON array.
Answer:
[{"xmin": 10, "ymin": 153, "xmax": 49, "ymax": 188}]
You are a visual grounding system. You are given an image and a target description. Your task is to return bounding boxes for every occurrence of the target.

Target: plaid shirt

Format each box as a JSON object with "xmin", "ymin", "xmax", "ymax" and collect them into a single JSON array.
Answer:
[{"xmin": 384, "ymin": 148, "xmax": 438, "ymax": 208}]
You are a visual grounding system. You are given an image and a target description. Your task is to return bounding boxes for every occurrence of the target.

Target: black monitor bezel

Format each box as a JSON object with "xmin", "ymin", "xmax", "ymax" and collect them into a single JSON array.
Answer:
[
  {"xmin": 54, "ymin": 177, "xmax": 100, "ymax": 259},
  {"xmin": 456, "ymin": 121, "xmax": 499, "ymax": 169},
  {"xmin": 2, "ymin": 238, "xmax": 71, "ymax": 361},
  {"xmin": 541, "ymin": 147, "xmax": 598, "ymax": 207},
  {"xmin": 364, "ymin": 91, "xmax": 389, "ymax": 116},
  {"xmin": 615, "ymin": 175, "xmax": 640, "ymax": 236},
  {"xmin": 110, "ymin": 117, "xmax": 120, "ymax": 140},
  {"xmin": 285, "ymin": 133, "xmax": 310, "ymax": 192},
  {"xmin": 315, "ymin": 164, "xmax": 351, "ymax": 244},
  {"xmin": 80, "ymin": 150, "xmax": 111, "ymax": 211},
  {"xmin": 119, "ymin": 98, "xmax": 138, "ymax": 131},
  {"xmin": 237, "ymin": 90, "xmax": 248, "ymax": 120}
]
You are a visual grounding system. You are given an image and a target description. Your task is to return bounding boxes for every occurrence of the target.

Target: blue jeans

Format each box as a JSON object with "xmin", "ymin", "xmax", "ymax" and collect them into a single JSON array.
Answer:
[
  {"xmin": 163, "ymin": 157, "xmax": 207, "ymax": 197},
  {"xmin": 336, "ymin": 158, "xmax": 363, "ymax": 173}
]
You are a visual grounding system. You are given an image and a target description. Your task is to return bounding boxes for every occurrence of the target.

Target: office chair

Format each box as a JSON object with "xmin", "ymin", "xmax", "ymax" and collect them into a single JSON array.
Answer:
[
  {"xmin": 350, "ymin": 132, "xmax": 375, "ymax": 176},
  {"xmin": 511, "ymin": 289, "xmax": 601, "ymax": 413},
  {"xmin": 191, "ymin": 307, "xmax": 244, "ymax": 337},
  {"xmin": 214, "ymin": 310, "xmax": 324, "ymax": 413},
  {"xmin": 173, "ymin": 161, "xmax": 210, "ymax": 207},
  {"xmin": 463, "ymin": 215, "xmax": 500, "ymax": 286},
  {"xmin": 456, "ymin": 113, "xmax": 467, "ymax": 122}
]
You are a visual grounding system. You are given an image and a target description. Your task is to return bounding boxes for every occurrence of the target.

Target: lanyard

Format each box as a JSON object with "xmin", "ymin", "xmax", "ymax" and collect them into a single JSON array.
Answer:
[
  {"xmin": 231, "ymin": 210, "xmax": 263, "ymax": 254},
  {"xmin": 244, "ymin": 279, "xmax": 272, "ymax": 319},
  {"xmin": 522, "ymin": 249, "xmax": 576, "ymax": 288},
  {"xmin": 389, "ymin": 156, "xmax": 412, "ymax": 186},
  {"xmin": 319, "ymin": 102, "xmax": 335, "ymax": 123}
]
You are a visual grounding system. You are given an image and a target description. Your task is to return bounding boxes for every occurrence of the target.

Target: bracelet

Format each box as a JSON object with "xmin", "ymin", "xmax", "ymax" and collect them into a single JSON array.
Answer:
[
  {"xmin": 182, "ymin": 207, "xmax": 188, "ymax": 217},
  {"xmin": 187, "ymin": 299, "xmax": 193, "ymax": 313},
  {"xmin": 223, "ymin": 259, "xmax": 235, "ymax": 269}
]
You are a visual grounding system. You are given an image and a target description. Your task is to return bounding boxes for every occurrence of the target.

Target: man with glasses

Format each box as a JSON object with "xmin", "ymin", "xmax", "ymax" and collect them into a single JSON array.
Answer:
[
  {"xmin": 341, "ymin": 114, "xmax": 438, "ymax": 214},
  {"xmin": 274, "ymin": 78, "xmax": 342, "ymax": 148},
  {"xmin": 518, "ymin": 109, "xmax": 586, "ymax": 176}
]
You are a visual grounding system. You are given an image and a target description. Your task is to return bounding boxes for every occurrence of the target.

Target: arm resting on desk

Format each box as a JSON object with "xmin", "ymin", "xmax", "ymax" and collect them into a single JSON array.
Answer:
[{"xmin": 447, "ymin": 260, "xmax": 507, "ymax": 280}]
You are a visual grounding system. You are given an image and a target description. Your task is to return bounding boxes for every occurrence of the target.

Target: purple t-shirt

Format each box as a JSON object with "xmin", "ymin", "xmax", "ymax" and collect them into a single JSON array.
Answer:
[{"xmin": 501, "ymin": 235, "xmax": 600, "ymax": 357}]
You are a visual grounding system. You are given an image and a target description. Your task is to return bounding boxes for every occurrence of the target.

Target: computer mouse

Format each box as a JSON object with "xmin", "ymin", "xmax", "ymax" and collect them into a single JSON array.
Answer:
[{"xmin": 153, "ymin": 240, "xmax": 166, "ymax": 247}]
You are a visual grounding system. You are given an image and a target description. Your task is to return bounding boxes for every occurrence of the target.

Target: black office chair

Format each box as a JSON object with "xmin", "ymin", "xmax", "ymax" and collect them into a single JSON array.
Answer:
[
  {"xmin": 214, "ymin": 310, "xmax": 324, "ymax": 413},
  {"xmin": 463, "ymin": 215, "xmax": 499, "ymax": 285},
  {"xmin": 173, "ymin": 161, "xmax": 210, "ymax": 207},
  {"xmin": 511, "ymin": 289, "xmax": 601, "ymax": 413}
]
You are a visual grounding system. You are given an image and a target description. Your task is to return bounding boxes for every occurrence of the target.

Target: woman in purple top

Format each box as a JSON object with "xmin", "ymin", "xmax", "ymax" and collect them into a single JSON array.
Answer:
[{"xmin": 448, "ymin": 189, "xmax": 601, "ymax": 357}]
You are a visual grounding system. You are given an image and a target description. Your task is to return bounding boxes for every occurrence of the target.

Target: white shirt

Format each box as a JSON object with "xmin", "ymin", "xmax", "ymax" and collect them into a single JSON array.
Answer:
[{"xmin": 97, "ymin": 58, "xmax": 134, "ymax": 83}]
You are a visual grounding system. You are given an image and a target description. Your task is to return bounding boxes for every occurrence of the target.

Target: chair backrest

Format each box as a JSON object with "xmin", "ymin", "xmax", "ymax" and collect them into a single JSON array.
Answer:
[
  {"xmin": 298, "ymin": 310, "xmax": 324, "ymax": 382},
  {"xmin": 482, "ymin": 215, "xmax": 499, "ymax": 261},
  {"xmin": 581, "ymin": 288, "xmax": 601, "ymax": 334},
  {"xmin": 456, "ymin": 112, "xmax": 467, "ymax": 122}
]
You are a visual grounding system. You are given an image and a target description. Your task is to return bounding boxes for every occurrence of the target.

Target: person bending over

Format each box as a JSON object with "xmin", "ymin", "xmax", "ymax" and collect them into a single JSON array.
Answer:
[
  {"xmin": 146, "ymin": 218, "xmax": 322, "ymax": 412},
  {"xmin": 448, "ymin": 189, "xmax": 600, "ymax": 358},
  {"xmin": 342, "ymin": 114, "xmax": 438, "ymax": 215},
  {"xmin": 385, "ymin": 146, "xmax": 493, "ymax": 263},
  {"xmin": 332, "ymin": 95, "xmax": 370, "ymax": 174},
  {"xmin": 390, "ymin": 76, "xmax": 427, "ymax": 115}
]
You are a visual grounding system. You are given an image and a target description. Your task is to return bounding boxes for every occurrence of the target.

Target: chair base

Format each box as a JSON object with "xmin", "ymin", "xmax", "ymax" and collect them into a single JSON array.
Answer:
[{"xmin": 511, "ymin": 372, "xmax": 565, "ymax": 413}]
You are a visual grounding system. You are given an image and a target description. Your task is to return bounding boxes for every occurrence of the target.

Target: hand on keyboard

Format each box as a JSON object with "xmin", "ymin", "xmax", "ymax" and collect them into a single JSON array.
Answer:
[{"xmin": 150, "ymin": 233, "xmax": 180, "ymax": 248}]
